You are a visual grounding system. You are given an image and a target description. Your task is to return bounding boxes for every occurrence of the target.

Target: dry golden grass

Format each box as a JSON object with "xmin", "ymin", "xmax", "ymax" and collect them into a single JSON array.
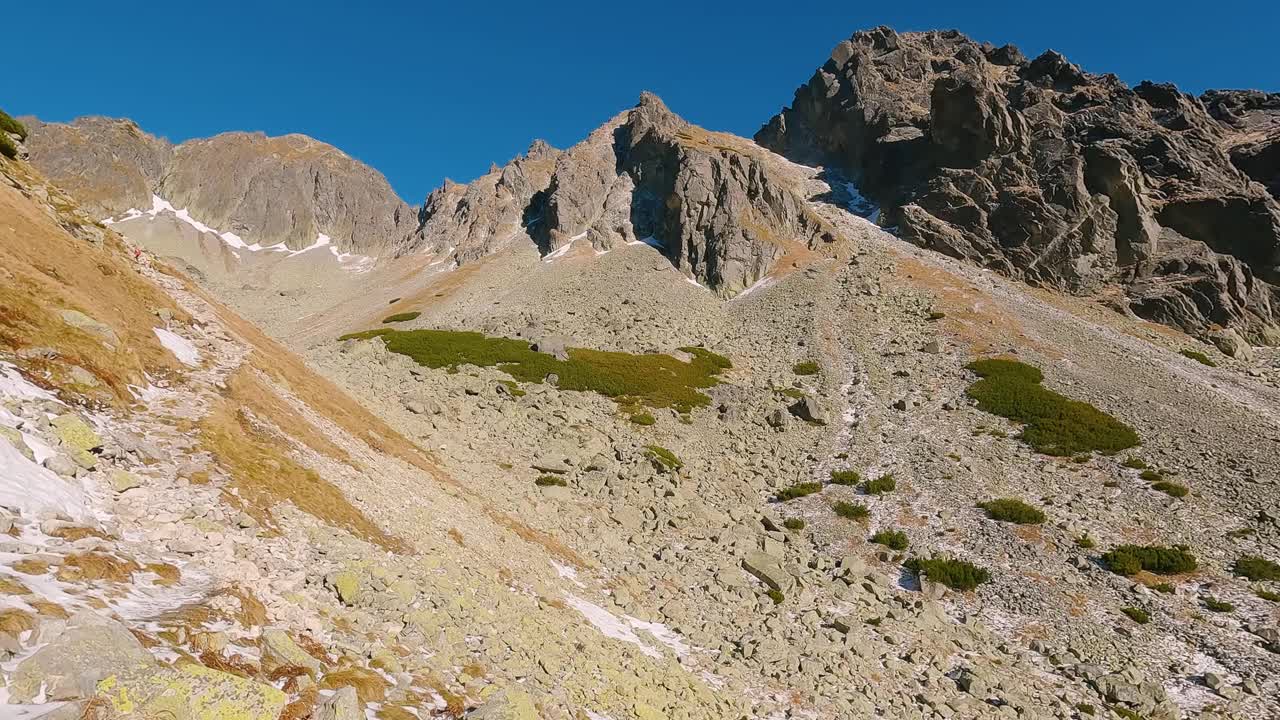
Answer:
[
  {"xmin": 56, "ymin": 553, "xmax": 141, "ymax": 583},
  {"xmin": 11, "ymin": 558, "xmax": 50, "ymax": 576},
  {"xmin": 30, "ymin": 600, "xmax": 69, "ymax": 619},
  {"xmin": 376, "ymin": 707, "xmax": 419, "ymax": 720},
  {"xmin": 0, "ymin": 576, "xmax": 30, "ymax": 595},
  {"xmin": 0, "ymin": 170, "xmax": 187, "ymax": 406},
  {"xmin": 199, "ymin": 396, "xmax": 404, "ymax": 552},
  {"xmin": 228, "ymin": 586, "xmax": 268, "ymax": 628},
  {"xmin": 226, "ymin": 367, "xmax": 353, "ymax": 467},
  {"xmin": 267, "ymin": 664, "xmax": 313, "ymax": 683},
  {"xmin": 279, "ymin": 686, "xmax": 317, "ymax": 720},
  {"xmin": 197, "ymin": 650, "xmax": 260, "ymax": 679},
  {"xmin": 319, "ymin": 666, "xmax": 389, "ymax": 704},
  {"xmin": 417, "ymin": 672, "xmax": 467, "ymax": 716},
  {"xmin": 0, "ymin": 608, "xmax": 36, "ymax": 634},
  {"xmin": 145, "ymin": 562, "xmax": 181, "ymax": 586},
  {"xmin": 47, "ymin": 525, "xmax": 114, "ymax": 542},
  {"xmin": 447, "ymin": 528, "xmax": 465, "ymax": 546},
  {"xmin": 296, "ymin": 634, "xmax": 333, "ymax": 665}
]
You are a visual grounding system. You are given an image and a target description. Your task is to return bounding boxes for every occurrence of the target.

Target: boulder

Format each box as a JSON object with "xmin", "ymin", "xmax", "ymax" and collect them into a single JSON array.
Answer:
[
  {"xmin": 314, "ymin": 686, "xmax": 362, "ymax": 720},
  {"xmin": 259, "ymin": 628, "xmax": 324, "ymax": 677},
  {"xmin": 788, "ymin": 396, "xmax": 829, "ymax": 425},
  {"xmin": 9, "ymin": 611, "xmax": 154, "ymax": 702},
  {"xmin": 95, "ymin": 663, "xmax": 286, "ymax": 720},
  {"xmin": 58, "ymin": 309, "xmax": 119, "ymax": 348},
  {"xmin": 742, "ymin": 550, "xmax": 794, "ymax": 592},
  {"xmin": 471, "ymin": 688, "xmax": 539, "ymax": 720}
]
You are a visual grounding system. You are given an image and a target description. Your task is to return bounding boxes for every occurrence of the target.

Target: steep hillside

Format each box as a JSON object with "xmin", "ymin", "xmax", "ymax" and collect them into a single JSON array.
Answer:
[{"xmin": 758, "ymin": 27, "xmax": 1280, "ymax": 346}]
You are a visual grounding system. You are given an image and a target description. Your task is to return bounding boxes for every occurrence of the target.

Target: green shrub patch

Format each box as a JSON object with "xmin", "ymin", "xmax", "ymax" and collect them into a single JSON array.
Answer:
[
  {"xmin": 1151, "ymin": 481, "xmax": 1188, "ymax": 498},
  {"xmin": 783, "ymin": 518, "xmax": 806, "ymax": 531},
  {"xmin": 777, "ymin": 482, "xmax": 823, "ymax": 501},
  {"xmin": 833, "ymin": 501, "xmax": 869, "ymax": 521},
  {"xmin": 861, "ymin": 474, "xmax": 896, "ymax": 495},
  {"xmin": 644, "ymin": 445, "xmax": 682, "ymax": 472},
  {"xmin": 792, "ymin": 361, "xmax": 819, "ymax": 376},
  {"xmin": 1101, "ymin": 545, "xmax": 1197, "ymax": 577},
  {"xmin": 1202, "ymin": 597, "xmax": 1234, "ymax": 613},
  {"xmin": 870, "ymin": 529, "xmax": 909, "ymax": 551},
  {"xmin": 1234, "ymin": 555, "xmax": 1280, "ymax": 582},
  {"xmin": 382, "ymin": 311, "xmax": 422, "ymax": 324},
  {"xmin": 1180, "ymin": 349, "xmax": 1216, "ymax": 367},
  {"xmin": 0, "ymin": 134, "xmax": 16, "ymax": 160},
  {"xmin": 978, "ymin": 498, "xmax": 1045, "ymax": 525},
  {"xmin": 1122, "ymin": 457, "xmax": 1148, "ymax": 469},
  {"xmin": 829, "ymin": 470, "xmax": 860, "ymax": 485},
  {"xmin": 534, "ymin": 475, "xmax": 567, "ymax": 487},
  {"xmin": 1256, "ymin": 589, "xmax": 1280, "ymax": 603},
  {"xmin": 629, "ymin": 412, "xmax": 656, "ymax": 426},
  {"xmin": 964, "ymin": 358, "xmax": 1139, "ymax": 456},
  {"xmin": 1120, "ymin": 606, "xmax": 1150, "ymax": 624},
  {"xmin": 905, "ymin": 556, "xmax": 990, "ymax": 591},
  {"xmin": 0, "ymin": 109, "xmax": 27, "ymax": 140},
  {"xmin": 338, "ymin": 328, "xmax": 730, "ymax": 412}
]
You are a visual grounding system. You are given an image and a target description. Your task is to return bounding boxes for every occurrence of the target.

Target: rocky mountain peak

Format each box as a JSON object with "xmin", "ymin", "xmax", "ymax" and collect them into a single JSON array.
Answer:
[
  {"xmin": 24, "ymin": 117, "xmax": 414, "ymax": 255},
  {"xmin": 758, "ymin": 26, "xmax": 1280, "ymax": 342}
]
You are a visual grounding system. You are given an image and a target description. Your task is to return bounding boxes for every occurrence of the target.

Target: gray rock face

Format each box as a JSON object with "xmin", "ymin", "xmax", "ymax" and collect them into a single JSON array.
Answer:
[
  {"xmin": 24, "ymin": 118, "xmax": 414, "ymax": 254},
  {"xmin": 403, "ymin": 139, "xmax": 560, "ymax": 262},
  {"xmin": 1203, "ymin": 89, "xmax": 1280, "ymax": 199},
  {"xmin": 757, "ymin": 26, "xmax": 1280, "ymax": 342},
  {"xmin": 9, "ymin": 610, "xmax": 155, "ymax": 702},
  {"xmin": 527, "ymin": 93, "xmax": 837, "ymax": 295}
]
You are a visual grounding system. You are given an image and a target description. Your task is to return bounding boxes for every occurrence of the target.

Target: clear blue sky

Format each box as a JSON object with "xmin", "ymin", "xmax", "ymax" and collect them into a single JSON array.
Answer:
[{"xmin": 10, "ymin": 1, "xmax": 1278, "ymax": 204}]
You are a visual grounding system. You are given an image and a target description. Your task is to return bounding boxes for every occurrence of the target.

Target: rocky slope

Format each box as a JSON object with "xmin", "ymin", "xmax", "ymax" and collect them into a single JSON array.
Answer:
[
  {"xmin": 23, "ymin": 117, "xmax": 415, "ymax": 254},
  {"xmin": 757, "ymin": 27, "xmax": 1280, "ymax": 344}
]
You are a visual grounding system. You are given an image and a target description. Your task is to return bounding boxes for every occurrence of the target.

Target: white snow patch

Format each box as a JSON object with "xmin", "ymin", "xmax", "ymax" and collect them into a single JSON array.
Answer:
[
  {"xmin": 287, "ymin": 233, "xmax": 332, "ymax": 257},
  {"xmin": 565, "ymin": 596, "xmax": 662, "ymax": 658},
  {"xmin": 624, "ymin": 616, "xmax": 692, "ymax": 657},
  {"xmin": 543, "ymin": 242, "xmax": 575, "ymax": 263},
  {"xmin": 20, "ymin": 433, "xmax": 57, "ymax": 465},
  {"xmin": 584, "ymin": 711, "xmax": 615, "ymax": 720},
  {"xmin": 628, "ymin": 236, "xmax": 664, "ymax": 249},
  {"xmin": 0, "ymin": 363, "xmax": 59, "ymax": 403},
  {"xmin": 684, "ymin": 276, "xmax": 706, "ymax": 289},
  {"xmin": 843, "ymin": 182, "xmax": 879, "ymax": 219},
  {"xmin": 0, "ymin": 437, "xmax": 88, "ymax": 522},
  {"xmin": 152, "ymin": 328, "xmax": 201, "ymax": 367},
  {"xmin": 734, "ymin": 275, "xmax": 775, "ymax": 300}
]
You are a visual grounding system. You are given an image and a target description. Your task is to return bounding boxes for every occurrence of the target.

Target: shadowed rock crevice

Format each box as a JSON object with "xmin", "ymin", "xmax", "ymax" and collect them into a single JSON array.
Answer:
[{"xmin": 757, "ymin": 26, "xmax": 1280, "ymax": 342}]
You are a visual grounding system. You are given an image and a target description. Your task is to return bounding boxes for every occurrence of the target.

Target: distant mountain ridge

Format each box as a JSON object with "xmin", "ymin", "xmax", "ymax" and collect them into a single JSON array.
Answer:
[{"xmin": 23, "ymin": 116, "xmax": 415, "ymax": 254}]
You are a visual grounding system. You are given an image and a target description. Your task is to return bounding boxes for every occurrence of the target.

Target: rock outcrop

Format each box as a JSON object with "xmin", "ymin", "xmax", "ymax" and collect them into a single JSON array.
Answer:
[
  {"xmin": 758, "ymin": 27, "xmax": 1280, "ymax": 341},
  {"xmin": 530, "ymin": 93, "xmax": 836, "ymax": 295},
  {"xmin": 23, "ymin": 117, "xmax": 414, "ymax": 254},
  {"xmin": 1203, "ymin": 89, "xmax": 1280, "ymax": 199}
]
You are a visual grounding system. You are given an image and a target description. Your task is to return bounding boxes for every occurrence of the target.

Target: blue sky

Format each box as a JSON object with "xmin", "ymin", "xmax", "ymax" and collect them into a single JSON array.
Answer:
[{"xmin": 10, "ymin": 1, "xmax": 1278, "ymax": 203}]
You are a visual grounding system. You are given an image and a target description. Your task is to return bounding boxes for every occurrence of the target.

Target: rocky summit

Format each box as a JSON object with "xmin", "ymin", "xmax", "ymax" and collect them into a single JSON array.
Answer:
[
  {"xmin": 3, "ymin": 24, "xmax": 1280, "ymax": 720},
  {"xmin": 758, "ymin": 27, "xmax": 1280, "ymax": 343}
]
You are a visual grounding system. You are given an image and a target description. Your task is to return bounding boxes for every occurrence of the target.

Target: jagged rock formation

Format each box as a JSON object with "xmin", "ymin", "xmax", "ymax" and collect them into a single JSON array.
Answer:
[
  {"xmin": 1204, "ymin": 90, "xmax": 1280, "ymax": 199},
  {"xmin": 23, "ymin": 117, "xmax": 414, "ymax": 254},
  {"xmin": 758, "ymin": 27, "xmax": 1280, "ymax": 342},
  {"xmin": 409, "ymin": 93, "xmax": 839, "ymax": 295}
]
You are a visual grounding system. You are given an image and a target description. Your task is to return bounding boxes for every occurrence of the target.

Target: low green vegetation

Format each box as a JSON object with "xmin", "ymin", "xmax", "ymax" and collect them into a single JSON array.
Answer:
[
  {"xmin": 1180, "ymin": 349, "xmax": 1217, "ymax": 367},
  {"xmin": 0, "ymin": 109, "xmax": 27, "ymax": 139},
  {"xmin": 927, "ymin": 311, "xmax": 946, "ymax": 321},
  {"xmin": 905, "ymin": 556, "xmax": 991, "ymax": 591},
  {"xmin": 1153, "ymin": 583, "xmax": 1175, "ymax": 594},
  {"xmin": 1139, "ymin": 469, "xmax": 1163, "ymax": 483},
  {"xmin": 829, "ymin": 469, "xmax": 860, "ymax": 485},
  {"xmin": 644, "ymin": 445, "xmax": 682, "ymax": 472},
  {"xmin": 1122, "ymin": 457, "xmax": 1148, "ymax": 470},
  {"xmin": 870, "ymin": 529, "xmax": 909, "ymax": 551},
  {"xmin": 0, "ymin": 134, "xmax": 15, "ymax": 160},
  {"xmin": 1256, "ymin": 589, "xmax": 1280, "ymax": 603},
  {"xmin": 534, "ymin": 475, "xmax": 567, "ymax": 487},
  {"xmin": 792, "ymin": 361, "xmax": 819, "ymax": 376},
  {"xmin": 1075, "ymin": 533, "xmax": 1096, "ymax": 549},
  {"xmin": 783, "ymin": 518, "xmax": 806, "ymax": 531},
  {"xmin": 1234, "ymin": 555, "xmax": 1280, "ymax": 582},
  {"xmin": 1076, "ymin": 704, "xmax": 1096, "ymax": 716},
  {"xmin": 766, "ymin": 588, "xmax": 784, "ymax": 605},
  {"xmin": 498, "ymin": 379, "xmax": 526, "ymax": 397},
  {"xmin": 777, "ymin": 482, "xmax": 823, "ymax": 501},
  {"xmin": 1111, "ymin": 707, "xmax": 1143, "ymax": 720},
  {"xmin": 1202, "ymin": 597, "xmax": 1235, "ymax": 613},
  {"xmin": 338, "ymin": 328, "xmax": 730, "ymax": 412},
  {"xmin": 833, "ymin": 501, "xmax": 869, "ymax": 521},
  {"xmin": 1102, "ymin": 545, "xmax": 1197, "ymax": 577},
  {"xmin": 978, "ymin": 498, "xmax": 1046, "ymax": 525},
  {"xmin": 964, "ymin": 358, "xmax": 1139, "ymax": 456},
  {"xmin": 1151, "ymin": 481, "xmax": 1189, "ymax": 498},
  {"xmin": 1120, "ymin": 606, "xmax": 1150, "ymax": 624},
  {"xmin": 629, "ymin": 412, "xmax": 656, "ymax": 426},
  {"xmin": 861, "ymin": 474, "xmax": 896, "ymax": 495},
  {"xmin": 382, "ymin": 311, "xmax": 422, "ymax": 324}
]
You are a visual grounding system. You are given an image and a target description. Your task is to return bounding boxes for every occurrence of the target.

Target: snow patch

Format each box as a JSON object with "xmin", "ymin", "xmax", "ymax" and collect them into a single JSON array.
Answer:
[
  {"xmin": 565, "ymin": 596, "xmax": 662, "ymax": 658},
  {"xmin": 624, "ymin": 615, "xmax": 692, "ymax": 658},
  {"xmin": 734, "ymin": 276, "xmax": 775, "ymax": 300},
  {"xmin": 0, "ymin": 363, "xmax": 59, "ymax": 403},
  {"xmin": 0, "ymin": 436, "xmax": 89, "ymax": 522},
  {"xmin": 152, "ymin": 328, "xmax": 201, "ymax": 367},
  {"xmin": 628, "ymin": 236, "xmax": 664, "ymax": 249}
]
